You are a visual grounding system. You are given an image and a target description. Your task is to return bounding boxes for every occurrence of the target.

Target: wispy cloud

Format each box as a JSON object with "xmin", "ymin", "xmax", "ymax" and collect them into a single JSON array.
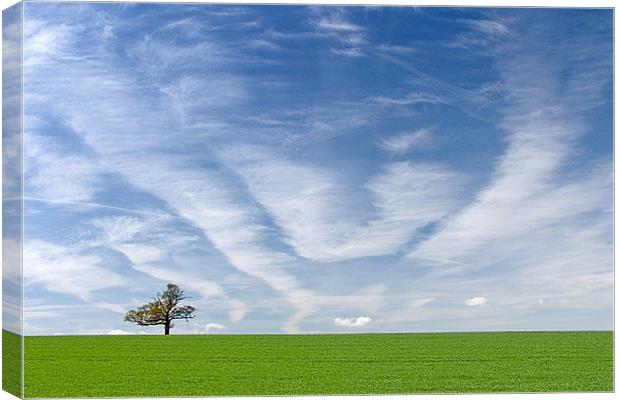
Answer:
[
  {"xmin": 223, "ymin": 146, "xmax": 462, "ymax": 262},
  {"xmin": 88, "ymin": 214, "xmax": 250, "ymax": 323},
  {"xmin": 311, "ymin": 12, "xmax": 362, "ymax": 32},
  {"xmin": 246, "ymin": 38, "xmax": 284, "ymax": 51},
  {"xmin": 466, "ymin": 19, "xmax": 509, "ymax": 36},
  {"xmin": 22, "ymin": 11, "xmax": 307, "ymax": 330},
  {"xmin": 410, "ymin": 298, "xmax": 435, "ymax": 309},
  {"xmin": 25, "ymin": 131, "xmax": 104, "ymax": 202},
  {"xmin": 447, "ymin": 18, "xmax": 510, "ymax": 50},
  {"xmin": 23, "ymin": 18, "xmax": 82, "ymax": 68},
  {"xmin": 330, "ymin": 47, "xmax": 365, "ymax": 58},
  {"xmin": 371, "ymin": 92, "xmax": 446, "ymax": 107},
  {"xmin": 309, "ymin": 9, "xmax": 367, "ymax": 58},
  {"xmin": 20, "ymin": 5, "xmax": 612, "ymax": 335},
  {"xmin": 24, "ymin": 239, "xmax": 126, "ymax": 301},
  {"xmin": 376, "ymin": 43, "xmax": 415, "ymax": 55},
  {"xmin": 407, "ymin": 14, "xmax": 612, "ymax": 323},
  {"xmin": 379, "ymin": 128, "xmax": 432, "ymax": 154},
  {"xmin": 409, "ymin": 59, "xmax": 611, "ymax": 269}
]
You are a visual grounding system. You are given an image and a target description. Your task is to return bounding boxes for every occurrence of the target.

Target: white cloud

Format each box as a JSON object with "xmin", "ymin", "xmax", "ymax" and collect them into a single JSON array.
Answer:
[
  {"xmin": 223, "ymin": 147, "xmax": 461, "ymax": 262},
  {"xmin": 24, "ymin": 239, "xmax": 126, "ymax": 301},
  {"xmin": 107, "ymin": 329, "xmax": 131, "ymax": 335},
  {"xmin": 402, "ymin": 28, "xmax": 613, "ymax": 328},
  {"xmin": 408, "ymin": 29, "xmax": 613, "ymax": 278},
  {"xmin": 465, "ymin": 297, "xmax": 488, "ymax": 307},
  {"xmin": 21, "ymin": 16, "xmax": 381, "ymax": 334},
  {"xmin": 334, "ymin": 316, "xmax": 372, "ymax": 327},
  {"xmin": 89, "ymin": 216, "xmax": 240, "ymax": 309},
  {"xmin": 21, "ymin": 9, "xmax": 611, "ymax": 335},
  {"xmin": 116, "ymin": 244, "xmax": 163, "ymax": 265},
  {"xmin": 42, "ymin": 51, "xmax": 311, "ymax": 331},
  {"xmin": 205, "ymin": 323, "xmax": 226, "ymax": 333},
  {"xmin": 379, "ymin": 128, "xmax": 432, "ymax": 154}
]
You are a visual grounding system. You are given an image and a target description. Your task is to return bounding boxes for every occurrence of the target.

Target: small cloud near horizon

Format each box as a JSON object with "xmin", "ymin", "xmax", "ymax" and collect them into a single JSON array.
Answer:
[
  {"xmin": 205, "ymin": 323, "xmax": 226, "ymax": 333},
  {"xmin": 334, "ymin": 316, "xmax": 373, "ymax": 327},
  {"xmin": 465, "ymin": 297, "xmax": 488, "ymax": 307}
]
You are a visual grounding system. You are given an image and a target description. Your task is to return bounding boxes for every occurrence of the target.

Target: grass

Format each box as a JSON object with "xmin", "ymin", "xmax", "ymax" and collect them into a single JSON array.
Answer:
[
  {"xmin": 13, "ymin": 330, "xmax": 614, "ymax": 397},
  {"xmin": 2, "ymin": 330, "xmax": 22, "ymax": 397}
]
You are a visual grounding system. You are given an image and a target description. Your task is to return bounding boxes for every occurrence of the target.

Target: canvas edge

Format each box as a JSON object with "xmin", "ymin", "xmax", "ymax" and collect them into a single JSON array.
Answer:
[{"xmin": 2, "ymin": 1, "xmax": 24, "ymax": 398}]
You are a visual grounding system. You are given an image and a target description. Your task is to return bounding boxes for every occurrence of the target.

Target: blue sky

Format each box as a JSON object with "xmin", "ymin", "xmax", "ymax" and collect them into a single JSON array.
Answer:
[{"xmin": 7, "ymin": 3, "xmax": 613, "ymax": 335}]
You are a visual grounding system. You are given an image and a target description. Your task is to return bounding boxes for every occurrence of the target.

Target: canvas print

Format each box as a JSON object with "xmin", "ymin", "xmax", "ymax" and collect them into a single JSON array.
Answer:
[{"xmin": 2, "ymin": 2, "xmax": 614, "ymax": 398}]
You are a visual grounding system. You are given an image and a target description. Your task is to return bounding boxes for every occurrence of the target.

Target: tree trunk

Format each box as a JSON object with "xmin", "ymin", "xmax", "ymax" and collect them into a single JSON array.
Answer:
[{"xmin": 164, "ymin": 322, "xmax": 170, "ymax": 335}]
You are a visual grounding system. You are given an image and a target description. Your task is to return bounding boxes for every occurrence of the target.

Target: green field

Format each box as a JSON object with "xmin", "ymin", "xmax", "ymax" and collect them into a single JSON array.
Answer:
[
  {"xmin": 2, "ymin": 330, "xmax": 22, "ymax": 397},
  {"xmin": 6, "ymin": 330, "xmax": 614, "ymax": 397}
]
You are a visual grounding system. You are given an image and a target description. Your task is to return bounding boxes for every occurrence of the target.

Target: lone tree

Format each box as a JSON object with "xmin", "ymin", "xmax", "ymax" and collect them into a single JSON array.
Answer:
[{"xmin": 125, "ymin": 283, "xmax": 196, "ymax": 335}]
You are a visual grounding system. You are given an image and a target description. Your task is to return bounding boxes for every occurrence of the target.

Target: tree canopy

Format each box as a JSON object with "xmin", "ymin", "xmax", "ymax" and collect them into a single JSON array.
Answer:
[{"xmin": 125, "ymin": 283, "xmax": 196, "ymax": 335}]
